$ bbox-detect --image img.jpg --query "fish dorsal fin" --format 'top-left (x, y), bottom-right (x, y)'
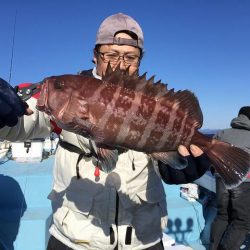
top-left (102, 65), bottom-right (203, 127)
top-left (102, 63), bottom-right (125, 86)
top-left (102, 65), bottom-right (168, 98)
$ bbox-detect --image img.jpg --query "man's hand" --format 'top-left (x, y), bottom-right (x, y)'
top-left (159, 144), bottom-right (211, 184)
top-left (178, 144), bottom-right (204, 157)
top-left (178, 144), bottom-right (211, 174)
top-left (0, 78), bottom-right (32, 128)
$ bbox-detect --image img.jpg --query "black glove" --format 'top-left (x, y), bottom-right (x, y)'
top-left (0, 78), bottom-right (27, 128)
top-left (158, 153), bottom-right (212, 184)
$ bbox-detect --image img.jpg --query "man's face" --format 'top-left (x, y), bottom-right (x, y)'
top-left (93, 32), bottom-right (141, 76)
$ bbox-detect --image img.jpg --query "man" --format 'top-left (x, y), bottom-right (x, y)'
top-left (210, 106), bottom-right (250, 250)
top-left (0, 13), bottom-right (209, 250)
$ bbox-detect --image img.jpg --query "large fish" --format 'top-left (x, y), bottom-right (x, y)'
top-left (36, 65), bottom-right (250, 188)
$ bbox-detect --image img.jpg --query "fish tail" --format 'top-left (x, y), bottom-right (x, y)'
top-left (206, 140), bottom-right (250, 188)
top-left (192, 132), bottom-right (250, 189)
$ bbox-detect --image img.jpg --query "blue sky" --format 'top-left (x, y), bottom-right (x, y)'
top-left (1, 0), bottom-right (249, 129)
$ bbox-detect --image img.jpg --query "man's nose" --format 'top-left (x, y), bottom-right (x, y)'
top-left (118, 59), bottom-right (127, 70)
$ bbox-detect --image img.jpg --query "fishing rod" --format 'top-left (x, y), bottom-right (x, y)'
top-left (7, 10), bottom-right (41, 101)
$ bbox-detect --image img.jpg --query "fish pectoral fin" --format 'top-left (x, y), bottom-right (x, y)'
top-left (92, 147), bottom-right (119, 173)
top-left (73, 117), bottom-right (104, 143)
top-left (150, 151), bottom-right (188, 170)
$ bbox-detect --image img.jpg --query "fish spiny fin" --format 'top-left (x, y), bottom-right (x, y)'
top-left (103, 66), bottom-right (202, 125)
top-left (102, 63), bottom-right (124, 86)
top-left (135, 72), bottom-right (148, 90)
top-left (102, 63), bottom-right (136, 90)
top-left (135, 74), bottom-right (169, 98)
top-left (102, 62), bottom-right (113, 79)
top-left (147, 75), bottom-right (155, 85)
top-left (103, 66), bottom-right (169, 98)
top-left (154, 81), bottom-right (169, 98)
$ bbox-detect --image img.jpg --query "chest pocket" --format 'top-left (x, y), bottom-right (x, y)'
top-left (48, 189), bottom-right (93, 216)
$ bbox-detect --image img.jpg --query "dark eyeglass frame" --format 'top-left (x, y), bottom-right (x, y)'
top-left (97, 51), bottom-right (140, 65)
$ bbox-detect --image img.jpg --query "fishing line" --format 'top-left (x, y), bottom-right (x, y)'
top-left (8, 10), bottom-right (17, 84)
top-left (5, 7), bottom-right (40, 249)
top-left (8, 8), bottom-right (40, 240)
top-left (5, 7), bottom-right (29, 249)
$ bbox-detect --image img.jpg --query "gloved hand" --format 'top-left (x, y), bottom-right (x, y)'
top-left (0, 78), bottom-right (28, 128)
top-left (178, 144), bottom-right (203, 157)
top-left (178, 144), bottom-right (212, 175)
top-left (159, 144), bottom-right (212, 184)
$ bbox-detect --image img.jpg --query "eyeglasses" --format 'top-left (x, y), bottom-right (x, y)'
top-left (97, 51), bottom-right (140, 65)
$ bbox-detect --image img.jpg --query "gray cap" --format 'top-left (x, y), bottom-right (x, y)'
top-left (96, 13), bottom-right (144, 49)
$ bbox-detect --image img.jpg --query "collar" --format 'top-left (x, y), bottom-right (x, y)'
top-left (92, 67), bottom-right (102, 80)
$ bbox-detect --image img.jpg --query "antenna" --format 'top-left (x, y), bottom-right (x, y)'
top-left (9, 10), bottom-right (18, 83)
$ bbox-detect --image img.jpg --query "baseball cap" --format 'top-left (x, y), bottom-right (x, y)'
top-left (96, 13), bottom-right (144, 49)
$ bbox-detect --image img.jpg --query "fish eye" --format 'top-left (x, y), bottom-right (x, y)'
top-left (54, 80), bottom-right (64, 89)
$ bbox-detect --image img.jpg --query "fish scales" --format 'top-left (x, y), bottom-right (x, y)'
top-left (136, 98), bottom-right (162, 150)
top-left (113, 85), bottom-right (144, 146)
top-left (156, 102), bottom-right (180, 150)
top-left (123, 93), bottom-right (157, 150)
top-left (105, 86), bottom-right (135, 144)
top-left (138, 98), bottom-right (180, 150)
top-left (95, 83), bottom-right (119, 129)
top-left (91, 84), bottom-right (115, 127)
top-left (101, 80), bottom-right (194, 152)
top-left (148, 101), bottom-right (183, 151)
top-left (36, 66), bottom-right (250, 189)
top-left (101, 85), bottom-right (132, 143)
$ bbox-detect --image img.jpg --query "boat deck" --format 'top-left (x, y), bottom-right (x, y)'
top-left (0, 157), bottom-right (249, 250)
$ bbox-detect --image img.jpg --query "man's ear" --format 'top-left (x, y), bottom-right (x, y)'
top-left (93, 55), bottom-right (97, 64)
top-left (92, 50), bottom-right (98, 64)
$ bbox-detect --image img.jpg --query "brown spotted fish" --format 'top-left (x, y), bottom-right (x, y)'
top-left (36, 65), bottom-right (250, 188)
